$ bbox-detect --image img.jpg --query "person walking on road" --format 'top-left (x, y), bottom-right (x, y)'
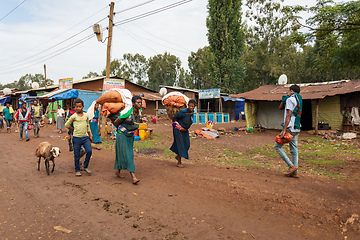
top-left (113, 95), bottom-right (141, 184)
top-left (65, 98), bottom-right (93, 177)
top-left (170, 99), bottom-right (196, 168)
top-left (30, 100), bottom-right (42, 137)
top-left (15, 102), bottom-right (32, 141)
top-left (3, 102), bottom-right (13, 134)
top-left (89, 103), bottom-right (102, 150)
top-left (275, 85), bottom-right (302, 178)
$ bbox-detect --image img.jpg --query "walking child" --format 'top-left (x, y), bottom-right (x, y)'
top-left (65, 98), bottom-right (93, 176)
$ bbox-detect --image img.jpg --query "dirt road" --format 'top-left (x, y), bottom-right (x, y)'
top-left (0, 122), bottom-right (359, 239)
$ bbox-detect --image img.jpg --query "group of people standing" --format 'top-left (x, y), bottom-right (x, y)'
top-left (0, 100), bottom-right (42, 141)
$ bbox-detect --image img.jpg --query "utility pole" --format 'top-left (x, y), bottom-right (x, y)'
top-left (102, 2), bottom-right (115, 137)
top-left (44, 64), bottom-right (47, 88)
top-left (105, 2), bottom-right (115, 78)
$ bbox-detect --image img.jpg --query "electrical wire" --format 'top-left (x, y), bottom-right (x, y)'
top-left (0, 0), bottom-right (158, 70)
top-left (0, 0), bottom-right (28, 22)
top-left (113, 0), bottom-right (192, 26)
top-left (0, 33), bottom-right (96, 75)
top-left (0, 4), bottom-right (109, 65)
top-left (114, 0), bottom-right (155, 15)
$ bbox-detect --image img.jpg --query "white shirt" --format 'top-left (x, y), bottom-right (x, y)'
top-left (57, 108), bottom-right (65, 117)
top-left (284, 95), bottom-right (300, 132)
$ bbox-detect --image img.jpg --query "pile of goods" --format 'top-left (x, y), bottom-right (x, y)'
top-left (162, 92), bottom-right (189, 119)
top-left (96, 90), bottom-right (126, 117)
top-left (89, 89), bottom-right (133, 125)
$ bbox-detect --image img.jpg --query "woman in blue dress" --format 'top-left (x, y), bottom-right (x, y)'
top-left (89, 103), bottom-right (102, 150)
top-left (170, 99), bottom-right (196, 167)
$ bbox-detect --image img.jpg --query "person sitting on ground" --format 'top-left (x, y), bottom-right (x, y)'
top-left (170, 99), bottom-right (196, 168)
top-left (65, 98), bottom-right (93, 177)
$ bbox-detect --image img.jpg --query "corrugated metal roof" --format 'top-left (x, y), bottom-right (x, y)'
top-left (231, 80), bottom-right (360, 101)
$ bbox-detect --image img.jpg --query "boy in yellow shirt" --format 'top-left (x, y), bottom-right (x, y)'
top-left (65, 98), bottom-right (93, 176)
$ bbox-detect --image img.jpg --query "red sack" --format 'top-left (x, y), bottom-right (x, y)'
top-left (96, 90), bottom-right (123, 105)
top-left (163, 95), bottom-right (187, 108)
top-left (275, 132), bottom-right (293, 144)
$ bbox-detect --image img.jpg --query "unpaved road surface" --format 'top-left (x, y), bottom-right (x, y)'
top-left (0, 122), bottom-right (359, 239)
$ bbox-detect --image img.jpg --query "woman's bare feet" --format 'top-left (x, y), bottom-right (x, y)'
top-left (115, 170), bottom-right (125, 178)
top-left (175, 156), bottom-right (183, 167)
top-left (130, 172), bottom-right (140, 184)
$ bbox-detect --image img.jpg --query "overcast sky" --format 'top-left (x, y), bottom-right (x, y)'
top-left (0, 0), bottom-right (317, 86)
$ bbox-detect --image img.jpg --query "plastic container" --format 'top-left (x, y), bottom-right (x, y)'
top-left (134, 136), bottom-right (141, 141)
top-left (138, 123), bottom-right (148, 130)
top-left (139, 129), bottom-right (148, 140)
top-left (206, 121), bottom-right (213, 129)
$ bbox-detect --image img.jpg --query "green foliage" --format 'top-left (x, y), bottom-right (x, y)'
top-left (187, 46), bottom-right (213, 89)
top-left (82, 71), bottom-right (100, 79)
top-left (0, 73), bottom-right (53, 90)
top-left (206, 0), bottom-right (246, 93)
top-left (146, 52), bottom-right (182, 91)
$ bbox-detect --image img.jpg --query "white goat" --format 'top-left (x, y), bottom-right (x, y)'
top-left (35, 142), bottom-right (60, 175)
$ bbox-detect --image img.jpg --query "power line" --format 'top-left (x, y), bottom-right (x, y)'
top-left (0, 33), bottom-right (96, 75)
top-left (0, 4), bottom-right (109, 65)
top-left (0, 0), bottom-right (28, 22)
top-left (113, 0), bottom-right (193, 26)
top-left (0, 0), bottom-right (159, 71)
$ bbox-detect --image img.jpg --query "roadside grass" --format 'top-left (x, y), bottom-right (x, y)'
top-left (101, 133), bottom-right (359, 180)
top-left (211, 136), bottom-right (358, 180)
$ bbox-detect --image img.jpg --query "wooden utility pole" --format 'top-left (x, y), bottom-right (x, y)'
top-left (101, 2), bottom-right (115, 137)
top-left (315, 99), bottom-right (319, 135)
top-left (44, 64), bottom-right (47, 88)
top-left (105, 2), bottom-right (115, 78)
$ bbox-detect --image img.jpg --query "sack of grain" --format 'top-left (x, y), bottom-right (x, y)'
top-left (100, 102), bottom-right (126, 117)
top-left (96, 90), bottom-right (122, 105)
top-left (162, 92), bottom-right (189, 119)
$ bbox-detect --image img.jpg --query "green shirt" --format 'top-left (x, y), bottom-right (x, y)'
top-left (3, 107), bottom-right (12, 120)
top-left (65, 112), bottom-right (90, 138)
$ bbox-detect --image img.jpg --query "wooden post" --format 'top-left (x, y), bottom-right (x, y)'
top-left (105, 2), bottom-right (114, 79)
top-left (101, 2), bottom-right (115, 138)
top-left (44, 64), bottom-right (47, 88)
top-left (207, 102), bottom-right (210, 113)
top-left (155, 100), bottom-right (158, 117)
top-left (315, 99), bottom-right (319, 135)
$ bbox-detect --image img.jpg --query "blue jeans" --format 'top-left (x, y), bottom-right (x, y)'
top-left (274, 132), bottom-right (299, 174)
top-left (33, 118), bottom-right (41, 135)
top-left (5, 119), bottom-right (12, 129)
top-left (72, 136), bottom-right (92, 172)
top-left (19, 121), bottom-right (29, 139)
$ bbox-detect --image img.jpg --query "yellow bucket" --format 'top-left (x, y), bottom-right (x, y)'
top-left (139, 129), bottom-right (148, 140)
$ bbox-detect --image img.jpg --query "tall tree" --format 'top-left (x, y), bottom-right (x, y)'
top-left (206, 0), bottom-right (246, 93)
top-left (147, 52), bottom-right (182, 91)
top-left (82, 71), bottom-right (100, 79)
top-left (244, 0), bottom-right (302, 86)
top-left (302, 0), bottom-right (360, 80)
top-left (188, 46), bottom-right (213, 89)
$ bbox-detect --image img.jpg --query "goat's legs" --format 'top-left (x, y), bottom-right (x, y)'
top-left (51, 160), bottom-right (55, 173)
top-left (45, 160), bottom-right (50, 175)
top-left (38, 157), bottom-right (41, 171)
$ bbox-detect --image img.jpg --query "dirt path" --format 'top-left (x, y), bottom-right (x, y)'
top-left (0, 123), bottom-right (359, 239)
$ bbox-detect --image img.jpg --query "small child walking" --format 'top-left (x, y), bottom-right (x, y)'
top-left (65, 98), bottom-right (93, 176)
